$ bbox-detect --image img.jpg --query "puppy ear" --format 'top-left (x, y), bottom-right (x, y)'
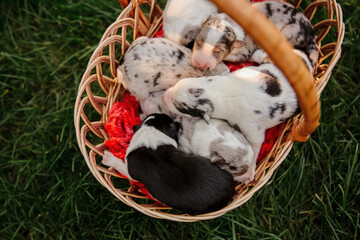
top-left (184, 28), bottom-right (199, 45)
top-left (210, 152), bottom-right (226, 165)
top-left (132, 125), bottom-right (141, 133)
top-left (232, 40), bottom-right (246, 49)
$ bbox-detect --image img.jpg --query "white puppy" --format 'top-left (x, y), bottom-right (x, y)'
top-left (163, 0), bottom-right (218, 46)
top-left (163, 50), bottom-right (313, 182)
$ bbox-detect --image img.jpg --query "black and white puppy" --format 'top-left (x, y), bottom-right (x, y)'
top-left (191, 1), bottom-right (318, 70)
top-left (102, 114), bottom-right (235, 215)
top-left (162, 49), bottom-right (313, 183)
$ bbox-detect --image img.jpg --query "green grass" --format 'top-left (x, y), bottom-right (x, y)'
top-left (1, 0), bottom-right (359, 239)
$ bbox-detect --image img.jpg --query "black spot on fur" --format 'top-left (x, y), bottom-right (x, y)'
top-left (178, 106), bottom-right (205, 119)
top-left (172, 64), bottom-right (176, 67)
top-left (197, 99), bottom-right (214, 112)
top-left (217, 27), bottom-right (235, 52)
top-left (124, 66), bottom-right (128, 74)
top-left (134, 74), bottom-right (138, 78)
top-left (254, 110), bottom-right (261, 114)
top-left (176, 49), bottom-right (185, 63)
top-left (134, 53), bottom-right (140, 60)
top-left (153, 72), bottom-right (161, 87)
top-left (264, 76), bottom-right (281, 97)
top-left (207, 78), bottom-right (213, 82)
top-left (144, 80), bottom-right (149, 84)
top-left (140, 41), bottom-right (147, 46)
top-left (269, 103), bottom-right (286, 119)
top-left (283, 3), bottom-right (291, 14)
top-left (233, 124), bottom-right (242, 133)
top-left (287, 7), bottom-right (300, 25)
top-left (176, 74), bottom-right (182, 78)
top-left (265, 3), bottom-right (273, 17)
top-left (175, 101), bottom-right (205, 118)
top-left (160, 40), bottom-right (167, 45)
top-left (188, 88), bottom-right (204, 97)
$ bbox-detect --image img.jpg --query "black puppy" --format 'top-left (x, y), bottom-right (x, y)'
top-left (102, 114), bottom-right (235, 215)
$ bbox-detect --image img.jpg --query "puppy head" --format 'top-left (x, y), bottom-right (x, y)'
top-left (162, 78), bottom-right (214, 123)
top-left (191, 14), bottom-right (246, 70)
top-left (134, 114), bottom-right (180, 142)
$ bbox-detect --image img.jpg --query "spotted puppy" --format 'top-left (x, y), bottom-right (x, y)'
top-left (163, 0), bottom-right (218, 47)
top-left (117, 37), bottom-right (229, 119)
top-left (191, 1), bottom-right (318, 70)
top-left (163, 50), bottom-right (313, 183)
top-left (102, 114), bottom-right (235, 215)
top-left (178, 116), bottom-right (254, 183)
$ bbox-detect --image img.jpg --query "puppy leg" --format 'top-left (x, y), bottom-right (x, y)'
top-left (235, 127), bottom-right (265, 184)
top-left (250, 49), bottom-right (273, 64)
top-left (102, 151), bottom-right (132, 179)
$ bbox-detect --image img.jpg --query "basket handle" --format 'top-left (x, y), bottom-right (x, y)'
top-left (209, 0), bottom-right (320, 142)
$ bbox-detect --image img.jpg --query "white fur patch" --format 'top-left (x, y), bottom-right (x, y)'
top-left (126, 125), bottom-right (178, 155)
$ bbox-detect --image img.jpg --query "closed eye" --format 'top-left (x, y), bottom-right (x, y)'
top-left (195, 38), bottom-right (204, 48)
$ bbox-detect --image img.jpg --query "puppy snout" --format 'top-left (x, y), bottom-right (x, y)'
top-left (193, 59), bottom-right (208, 70)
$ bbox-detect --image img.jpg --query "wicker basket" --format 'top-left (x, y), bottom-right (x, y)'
top-left (74, 0), bottom-right (344, 222)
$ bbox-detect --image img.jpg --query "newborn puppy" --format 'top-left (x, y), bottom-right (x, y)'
top-left (163, 0), bottom-right (218, 46)
top-left (178, 116), bottom-right (254, 183)
top-left (117, 37), bottom-right (229, 119)
top-left (102, 114), bottom-right (235, 215)
top-left (192, 1), bottom-right (318, 70)
top-left (163, 50), bottom-right (313, 182)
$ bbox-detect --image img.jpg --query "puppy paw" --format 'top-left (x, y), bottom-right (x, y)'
top-left (102, 151), bottom-right (116, 167)
top-left (234, 164), bottom-right (255, 184)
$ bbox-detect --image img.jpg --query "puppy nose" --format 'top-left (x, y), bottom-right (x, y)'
top-left (193, 59), bottom-right (208, 70)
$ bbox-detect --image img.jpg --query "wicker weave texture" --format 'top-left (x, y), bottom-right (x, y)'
top-left (74, 0), bottom-right (344, 222)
